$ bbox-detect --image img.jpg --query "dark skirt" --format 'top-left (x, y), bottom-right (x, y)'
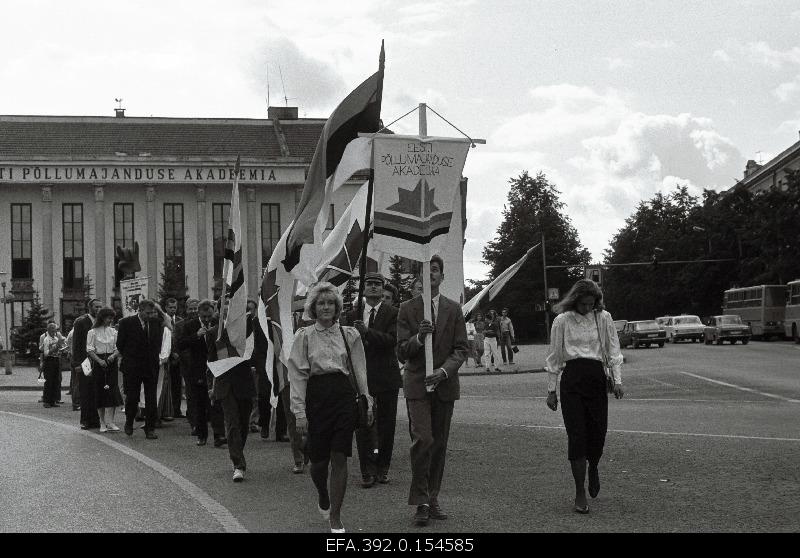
top-left (305, 372), bottom-right (358, 463)
top-left (559, 358), bottom-right (608, 462)
top-left (93, 354), bottom-right (123, 409)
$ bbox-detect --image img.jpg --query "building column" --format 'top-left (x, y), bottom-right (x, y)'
top-left (246, 187), bottom-right (258, 300)
top-left (196, 186), bottom-right (208, 300)
top-left (41, 186), bottom-right (54, 313)
top-left (146, 186), bottom-right (157, 298)
top-left (94, 186), bottom-right (107, 304)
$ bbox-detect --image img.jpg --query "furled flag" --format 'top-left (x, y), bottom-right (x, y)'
top-left (371, 135), bottom-right (470, 262)
top-left (208, 157), bottom-right (253, 377)
top-left (461, 242), bottom-right (541, 318)
top-left (281, 45), bottom-right (384, 283)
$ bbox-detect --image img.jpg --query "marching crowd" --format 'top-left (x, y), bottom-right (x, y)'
top-left (33, 256), bottom-right (624, 532)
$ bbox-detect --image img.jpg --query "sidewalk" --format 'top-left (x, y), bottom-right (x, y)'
top-left (0, 344), bottom-right (551, 391)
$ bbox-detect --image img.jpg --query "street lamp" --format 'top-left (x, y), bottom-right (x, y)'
top-left (0, 271), bottom-right (12, 374)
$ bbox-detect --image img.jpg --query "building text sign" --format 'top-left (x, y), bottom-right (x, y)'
top-left (0, 164), bottom-right (305, 184)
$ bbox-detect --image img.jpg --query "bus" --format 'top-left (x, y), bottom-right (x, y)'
top-left (722, 285), bottom-right (787, 339)
top-left (785, 280), bottom-right (800, 343)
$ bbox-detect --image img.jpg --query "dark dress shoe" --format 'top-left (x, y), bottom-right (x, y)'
top-left (161, 417), bottom-right (174, 422)
top-left (414, 505), bottom-right (430, 526)
top-left (361, 475), bottom-right (376, 488)
top-left (249, 424), bottom-right (260, 433)
top-left (190, 427), bottom-right (198, 436)
top-left (43, 403), bottom-right (53, 408)
top-left (429, 503), bottom-right (448, 520)
top-left (588, 466), bottom-right (600, 498)
top-left (214, 437), bottom-right (228, 447)
top-left (72, 405), bottom-right (80, 411)
top-left (377, 472), bottom-right (389, 484)
top-left (145, 431), bottom-right (158, 440)
top-left (134, 416), bottom-right (145, 422)
top-left (196, 438), bottom-right (207, 446)
top-left (260, 430), bottom-right (270, 439)
top-left (275, 434), bottom-right (289, 442)
top-left (80, 425), bottom-right (89, 430)
top-left (124, 423), bottom-right (134, 436)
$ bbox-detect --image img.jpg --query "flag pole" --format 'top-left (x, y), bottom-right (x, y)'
top-left (355, 41), bottom-right (385, 318)
top-left (542, 233), bottom-right (549, 345)
top-left (217, 155), bottom-right (240, 342)
top-left (419, 103), bottom-right (435, 390)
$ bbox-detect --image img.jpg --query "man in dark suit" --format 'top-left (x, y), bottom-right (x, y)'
top-left (396, 255), bottom-right (468, 526)
top-left (177, 298), bottom-right (200, 433)
top-left (175, 299), bottom-right (225, 446)
top-left (207, 306), bottom-right (257, 482)
top-left (249, 307), bottom-right (272, 441)
top-left (116, 298), bottom-right (163, 439)
top-left (71, 298), bottom-right (103, 428)
top-left (350, 272), bottom-right (402, 488)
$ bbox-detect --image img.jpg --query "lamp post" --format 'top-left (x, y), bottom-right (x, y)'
top-left (0, 271), bottom-right (12, 374)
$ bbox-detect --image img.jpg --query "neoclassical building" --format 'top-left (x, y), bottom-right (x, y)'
top-left (0, 106), bottom-right (363, 331)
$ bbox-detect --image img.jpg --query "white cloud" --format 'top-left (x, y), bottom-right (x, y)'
top-left (712, 49), bottom-right (732, 63)
top-left (777, 114), bottom-right (800, 135)
top-left (792, 10), bottom-right (800, 20)
top-left (605, 57), bottom-right (631, 70)
top-left (774, 75), bottom-right (800, 102)
top-left (746, 41), bottom-right (800, 69)
top-left (634, 40), bottom-right (676, 49)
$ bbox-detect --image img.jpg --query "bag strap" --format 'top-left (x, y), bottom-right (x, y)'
top-left (338, 325), bottom-right (361, 396)
top-left (593, 310), bottom-right (610, 367)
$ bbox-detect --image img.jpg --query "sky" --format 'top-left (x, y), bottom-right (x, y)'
top-left (2, 0), bottom-right (799, 282)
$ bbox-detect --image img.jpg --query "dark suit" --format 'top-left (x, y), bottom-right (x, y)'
top-left (175, 316), bottom-right (224, 441)
top-left (208, 322), bottom-right (257, 471)
top-left (250, 315), bottom-right (272, 436)
top-left (397, 294), bottom-right (468, 506)
top-left (70, 314), bottom-right (98, 427)
top-left (116, 315), bottom-right (164, 433)
top-left (348, 302), bottom-right (402, 478)
top-left (167, 315), bottom-right (184, 416)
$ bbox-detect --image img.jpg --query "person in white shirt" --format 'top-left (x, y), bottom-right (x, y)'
top-left (86, 308), bottom-right (123, 431)
top-left (39, 322), bottom-right (66, 408)
top-left (545, 279), bottom-right (624, 514)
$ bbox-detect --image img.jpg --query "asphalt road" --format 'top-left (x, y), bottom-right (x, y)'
top-left (1, 340), bottom-right (798, 533)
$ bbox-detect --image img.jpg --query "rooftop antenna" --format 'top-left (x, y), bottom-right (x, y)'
top-left (756, 151), bottom-right (764, 164)
top-left (277, 63), bottom-right (296, 106)
top-left (115, 98), bottom-right (123, 109)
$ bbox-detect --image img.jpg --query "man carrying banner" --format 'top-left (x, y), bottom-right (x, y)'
top-left (396, 255), bottom-right (468, 526)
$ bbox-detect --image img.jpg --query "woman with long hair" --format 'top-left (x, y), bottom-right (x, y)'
top-left (86, 307), bottom-right (123, 432)
top-left (288, 282), bottom-right (373, 534)
top-left (545, 279), bottom-right (624, 514)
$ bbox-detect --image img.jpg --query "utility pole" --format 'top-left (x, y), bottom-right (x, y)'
top-left (542, 233), bottom-right (549, 344)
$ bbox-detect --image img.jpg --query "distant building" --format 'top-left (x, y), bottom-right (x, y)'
top-left (0, 106), bottom-right (362, 331)
top-left (730, 131), bottom-right (800, 194)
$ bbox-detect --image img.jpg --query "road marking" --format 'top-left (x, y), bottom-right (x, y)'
top-left (0, 411), bottom-right (248, 533)
top-left (675, 371), bottom-right (800, 403)
top-left (462, 395), bottom-right (772, 403)
top-left (506, 423), bottom-right (800, 443)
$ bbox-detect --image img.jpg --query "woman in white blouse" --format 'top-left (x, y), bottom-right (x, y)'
top-left (86, 307), bottom-right (123, 432)
top-left (289, 282), bottom-right (373, 534)
top-left (545, 279), bottom-right (624, 514)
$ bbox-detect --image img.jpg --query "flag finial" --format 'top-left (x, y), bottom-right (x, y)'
top-left (379, 40), bottom-right (385, 71)
top-left (234, 154), bottom-right (241, 174)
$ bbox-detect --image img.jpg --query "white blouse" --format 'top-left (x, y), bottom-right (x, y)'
top-left (545, 310), bottom-right (623, 392)
top-left (86, 326), bottom-right (118, 355)
top-left (159, 326), bottom-right (172, 361)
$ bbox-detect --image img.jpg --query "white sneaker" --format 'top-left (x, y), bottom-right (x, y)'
top-left (99, 425), bottom-right (108, 433)
top-left (233, 469), bottom-right (245, 482)
top-left (108, 423), bottom-right (120, 432)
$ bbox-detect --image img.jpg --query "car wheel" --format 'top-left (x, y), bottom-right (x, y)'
top-left (658, 341), bottom-right (664, 348)
top-left (633, 342), bottom-right (639, 349)
top-left (730, 339), bottom-right (737, 345)
top-left (741, 338), bottom-right (749, 345)
top-left (715, 337), bottom-right (723, 345)
top-left (704, 336), bottom-right (712, 345)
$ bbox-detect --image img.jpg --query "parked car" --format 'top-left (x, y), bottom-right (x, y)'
top-left (619, 320), bottom-right (667, 348)
top-left (665, 315), bottom-right (705, 343)
top-left (704, 315), bottom-right (752, 345)
top-left (655, 316), bottom-right (670, 328)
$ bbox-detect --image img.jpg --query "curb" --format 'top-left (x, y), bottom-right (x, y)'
top-left (0, 386), bottom-right (70, 392)
top-left (460, 367), bottom-right (545, 377)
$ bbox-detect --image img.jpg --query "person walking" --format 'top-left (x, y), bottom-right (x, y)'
top-left (71, 299), bottom-right (103, 428)
top-left (482, 309), bottom-right (502, 372)
top-left (177, 298), bottom-right (200, 434)
top-left (472, 312), bottom-right (485, 368)
top-left (499, 308), bottom-right (516, 365)
top-left (164, 298), bottom-right (185, 419)
top-left (86, 307), bottom-right (123, 432)
top-left (39, 322), bottom-right (66, 408)
top-left (349, 273), bottom-right (402, 488)
top-left (545, 279), bottom-right (624, 514)
top-left (289, 282), bottom-right (373, 533)
top-left (397, 255), bottom-right (469, 527)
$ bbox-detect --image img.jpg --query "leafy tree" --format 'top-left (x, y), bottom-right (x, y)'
top-left (482, 171), bottom-right (591, 341)
top-left (11, 291), bottom-right (48, 358)
top-left (464, 278), bottom-right (490, 302)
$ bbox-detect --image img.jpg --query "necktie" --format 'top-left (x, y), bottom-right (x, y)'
top-left (430, 301), bottom-right (437, 329)
top-left (368, 308), bottom-right (376, 329)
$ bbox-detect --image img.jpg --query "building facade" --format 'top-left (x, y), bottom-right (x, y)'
top-left (732, 131), bottom-right (800, 194)
top-left (0, 107), bottom-right (362, 332)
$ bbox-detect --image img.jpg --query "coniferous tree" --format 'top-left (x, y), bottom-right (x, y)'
top-left (11, 291), bottom-right (48, 358)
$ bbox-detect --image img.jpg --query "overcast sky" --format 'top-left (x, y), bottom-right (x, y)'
top-left (2, 0), bottom-right (799, 281)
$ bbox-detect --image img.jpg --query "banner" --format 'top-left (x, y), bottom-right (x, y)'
top-left (120, 277), bottom-right (149, 317)
top-left (371, 136), bottom-right (470, 262)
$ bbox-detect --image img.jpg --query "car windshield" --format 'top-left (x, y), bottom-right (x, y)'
top-left (614, 321), bottom-right (626, 331)
top-left (634, 321), bottom-right (659, 331)
top-left (674, 316), bottom-right (701, 325)
top-left (718, 315), bottom-right (743, 325)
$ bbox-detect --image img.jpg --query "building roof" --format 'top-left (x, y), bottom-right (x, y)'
top-left (0, 115), bottom-right (326, 161)
top-left (733, 135), bottom-right (800, 192)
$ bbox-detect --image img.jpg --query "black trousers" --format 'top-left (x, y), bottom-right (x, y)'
top-left (275, 390), bottom-right (288, 437)
top-left (79, 367), bottom-right (99, 427)
top-left (190, 381), bottom-right (224, 440)
top-left (406, 395), bottom-right (454, 506)
top-left (169, 360), bottom-right (183, 416)
top-left (219, 395), bottom-right (252, 470)
top-left (356, 389), bottom-right (399, 476)
top-left (124, 372), bottom-right (158, 432)
top-left (559, 358), bottom-right (608, 463)
top-left (42, 358), bottom-right (61, 405)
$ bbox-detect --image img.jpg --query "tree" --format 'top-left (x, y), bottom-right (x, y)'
top-left (11, 291), bottom-right (48, 359)
top-left (158, 258), bottom-right (187, 313)
top-left (464, 278), bottom-right (490, 303)
top-left (482, 171), bottom-right (591, 341)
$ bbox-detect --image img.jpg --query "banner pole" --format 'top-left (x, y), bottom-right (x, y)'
top-left (419, 103), bottom-right (434, 390)
top-left (542, 233), bottom-right (550, 345)
top-left (356, 147), bottom-right (375, 318)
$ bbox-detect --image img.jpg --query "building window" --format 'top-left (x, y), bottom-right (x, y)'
top-left (11, 300), bottom-right (31, 328)
top-left (326, 204), bottom-right (335, 230)
top-left (212, 203), bottom-right (230, 279)
top-left (62, 204), bottom-right (84, 290)
top-left (261, 203), bottom-right (281, 267)
top-left (11, 204), bottom-right (32, 279)
top-left (164, 203), bottom-right (185, 288)
top-left (113, 203), bottom-right (134, 288)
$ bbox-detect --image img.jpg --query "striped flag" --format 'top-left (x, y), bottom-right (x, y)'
top-left (208, 156), bottom-right (254, 377)
top-left (281, 45), bottom-right (384, 282)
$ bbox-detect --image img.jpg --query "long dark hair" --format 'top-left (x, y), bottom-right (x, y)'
top-left (94, 307), bottom-right (116, 328)
top-left (553, 279), bottom-right (604, 314)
